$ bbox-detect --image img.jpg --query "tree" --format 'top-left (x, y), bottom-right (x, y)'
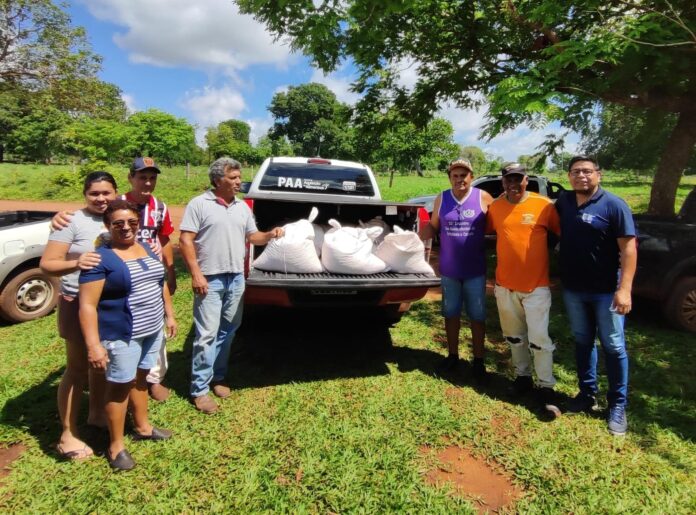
top-left (268, 83), bottom-right (353, 158)
top-left (205, 119), bottom-right (259, 163)
top-left (517, 153), bottom-right (548, 174)
top-left (255, 135), bottom-right (295, 159)
top-left (0, 0), bottom-right (101, 88)
top-left (60, 117), bottom-right (132, 162)
top-left (5, 102), bottom-right (68, 162)
top-left (582, 104), bottom-right (696, 172)
top-left (125, 109), bottom-right (198, 165)
top-left (358, 111), bottom-right (458, 174)
top-left (239, 0), bottom-right (696, 215)
top-left (219, 119), bottom-right (251, 144)
top-left (550, 151), bottom-right (575, 172)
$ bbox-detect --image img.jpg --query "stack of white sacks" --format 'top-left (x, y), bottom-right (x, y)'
top-left (252, 209), bottom-right (434, 275)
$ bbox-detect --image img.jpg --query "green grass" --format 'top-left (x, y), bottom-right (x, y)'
top-left (2, 163), bottom-right (694, 212)
top-left (1, 164), bottom-right (695, 511)
top-left (1, 264), bottom-right (695, 512)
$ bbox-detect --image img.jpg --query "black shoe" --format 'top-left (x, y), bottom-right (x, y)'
top-left (538, 387), bottom-right (562, 419)
top-left (107, 449), bottom-right (135, 471)
top-left (132, 426), bottom-right (173, 441)
top-left (565, 393), bottom-right (599, 415)
top-left (436, 354), bottom-right (461, 376)
top-left (512, 375), bottom-right (534, 395)
top-left (472, 358), bottom-right (489, 384)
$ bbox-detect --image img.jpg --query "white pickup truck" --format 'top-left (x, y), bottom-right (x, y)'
top-left (0, 211), bottom-right (59, 322)
top-left (242, 156), bottom-right (439, 323)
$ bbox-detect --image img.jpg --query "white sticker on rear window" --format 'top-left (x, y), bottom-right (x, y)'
top-left (342, 181), bottom-right (356, 191)
top-left (303, 179), bottom-right (329, 191)
top-left (385, 205), bottom-right (397, 215)
top-left (277, 177), bottom-right (303, 188)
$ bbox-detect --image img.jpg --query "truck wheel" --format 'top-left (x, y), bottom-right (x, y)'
top-left (0, 268), bottom-right (60, 323)
top-left (664, 277), bottom-right (696, 333)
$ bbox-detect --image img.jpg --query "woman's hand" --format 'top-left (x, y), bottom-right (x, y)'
top-left (165, 316), bottom-right (178, 339)
top-left (77, 252), bottom-right (101, 270)
top-left (87, 344), bottom-right (108, 370)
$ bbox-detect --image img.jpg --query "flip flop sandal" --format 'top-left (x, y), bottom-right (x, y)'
top-left (56, 444), bottom-right (94, 461)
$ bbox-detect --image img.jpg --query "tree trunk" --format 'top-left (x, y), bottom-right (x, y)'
top-left (0, 144), bottom-right (4, 163)
top-left (648, 110), bottom-right (696, 215)
top-left (415, 160), bottom-right (424, 177)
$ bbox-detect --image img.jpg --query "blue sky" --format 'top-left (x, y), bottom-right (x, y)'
top-left (68, 0), bottom-right (578, 161)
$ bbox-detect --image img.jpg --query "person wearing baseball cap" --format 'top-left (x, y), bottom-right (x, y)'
top-left (486, 162), bottom-right (561, 417)
top-left (130, 156), bottom-right (161, 174)
top-left (419, 158), bottom-right (494, 383)
top-left (50, 156), bottom-right (176, 402)
top-left (121, 157), bottom-right (175, 401)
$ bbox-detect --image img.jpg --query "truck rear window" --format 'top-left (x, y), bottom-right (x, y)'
top-left (258, 163), bottom-right (375, 196)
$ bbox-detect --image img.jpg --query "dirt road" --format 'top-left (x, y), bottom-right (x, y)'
top-left (0, 200), bottom-right (186, 237)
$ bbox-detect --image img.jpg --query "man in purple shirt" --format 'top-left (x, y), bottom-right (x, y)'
top-left (420, 159), bottom-right (494, 382)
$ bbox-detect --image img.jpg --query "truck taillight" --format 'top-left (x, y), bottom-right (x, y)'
top-left (307, 158), bottom-right (331, 165)
top-left (417, 207), bottom-right (432, 262)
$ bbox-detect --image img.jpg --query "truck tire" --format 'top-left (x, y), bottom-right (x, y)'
top-left (664, 277), bottom-right (696, 333)
top-left (0, 267), bottom-right (60, 323)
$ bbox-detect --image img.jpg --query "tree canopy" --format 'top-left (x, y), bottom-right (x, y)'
top-left (239, 0), bottom-right (696, 214)
top-left (0, 0), bottom-right (101, 88)
top-left (268, 82), bottom-right (353, 158)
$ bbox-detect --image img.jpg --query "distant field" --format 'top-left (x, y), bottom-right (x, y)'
top-left (0, 162), bottom-right (694, 212)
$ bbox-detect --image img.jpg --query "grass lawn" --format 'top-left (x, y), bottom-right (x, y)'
top-left (0, 163), bottom-right (695, 511)
top-left (1, 271), bottom-right (696, 512)
top-left (1, 162), bottom-right (694, 212)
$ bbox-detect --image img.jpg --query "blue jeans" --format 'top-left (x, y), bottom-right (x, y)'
top-left (190, 273), bottom-right (245, 397)
top-left (440, 274), bottom-right (487, 322)
top-left (562, 289), bottom-right (629, 408)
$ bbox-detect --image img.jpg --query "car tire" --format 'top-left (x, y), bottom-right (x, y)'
top-left (0, 267), bottom-right (60, 323)
top-left (664, 277), bottom-right (696, 333)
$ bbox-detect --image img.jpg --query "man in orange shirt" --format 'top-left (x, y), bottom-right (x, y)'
top-left (486, 163), bottom-right (561, 416)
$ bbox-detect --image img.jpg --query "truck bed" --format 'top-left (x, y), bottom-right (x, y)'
top-left (247, 269), bottom-right (439, 288)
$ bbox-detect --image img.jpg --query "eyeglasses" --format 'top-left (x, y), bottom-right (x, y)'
top-left (110, 219), bottom-right (139, 229)
top-left (569, 168), bottom-right (597, 177)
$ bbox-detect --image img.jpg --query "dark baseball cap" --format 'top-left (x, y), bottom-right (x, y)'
top-left (500, 162), bottom-right (527, 177)
top-left (130, 156), bottom-right (161, 174)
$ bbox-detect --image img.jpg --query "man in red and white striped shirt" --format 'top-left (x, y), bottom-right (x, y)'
top-left (121, 157), bottom-right (176, 401)
top-left (51, 157), bottom-right (177, 402)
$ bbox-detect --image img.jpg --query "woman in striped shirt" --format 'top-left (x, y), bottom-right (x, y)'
top-left (79, 199), bottom-right (177, 471)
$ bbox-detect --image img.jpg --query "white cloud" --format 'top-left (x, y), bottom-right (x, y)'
top-left (437, 100), bottom-right (579, 161)
top-left (392, 57), bottom-right (420, 92)
top-left (120, 93), bottom-right (137, 113)
top-left (180, 86), bottom-right (247, 143)
top-left (80, 0), bottom-right (292, 75)
top-left (309, 68), bottom-right (360, 105)
top-left (247, 116), bottom-right (274, 144)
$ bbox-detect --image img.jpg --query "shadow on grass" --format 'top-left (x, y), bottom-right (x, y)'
top-left (0, 370), bottom-right (109, 459)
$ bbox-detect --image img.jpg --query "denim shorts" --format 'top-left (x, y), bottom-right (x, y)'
top-left (102, 328), bottom-right (163, 383)
top-left (441, 274), bottom-right (487, 321)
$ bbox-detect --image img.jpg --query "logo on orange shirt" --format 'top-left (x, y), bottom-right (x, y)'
top-left (521, 213), bottom-right (535, 225)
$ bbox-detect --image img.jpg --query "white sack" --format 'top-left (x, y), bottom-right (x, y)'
top-left (375, 225), bottom-right (435, 274)
top-left (312, 223), bottom-right (325, 257)
top-left (321, 219), bottom-right (389, 274)
top-left (252, 207), bottom-right (323, 273)
top-left (359, 217), bottom-right (391, 246)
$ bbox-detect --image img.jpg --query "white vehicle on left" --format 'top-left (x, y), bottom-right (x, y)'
top-left (0, 211), bottom-right (59, 323)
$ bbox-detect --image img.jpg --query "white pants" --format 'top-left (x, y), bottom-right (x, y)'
top-left (494, 285), bottom-right (556, 388)
top-left (146, 330), bottom-right (168, 384)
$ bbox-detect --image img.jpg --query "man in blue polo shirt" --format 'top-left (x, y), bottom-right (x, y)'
top-left (555, 155), bottom-right (637, 436)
